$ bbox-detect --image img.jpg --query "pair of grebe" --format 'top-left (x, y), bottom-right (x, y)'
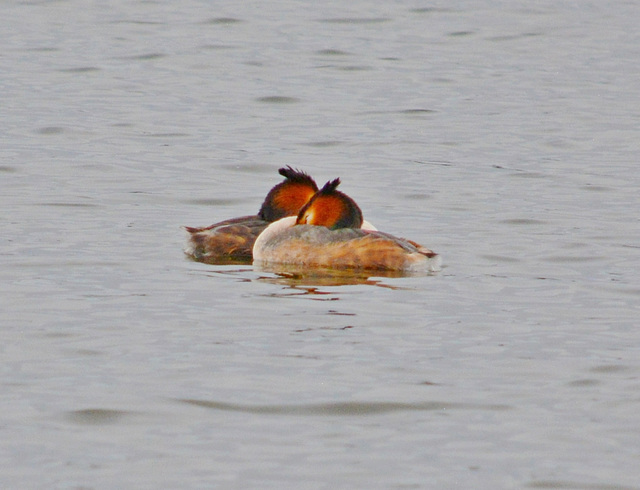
top-left (185, 167), bottom-right (439, 272)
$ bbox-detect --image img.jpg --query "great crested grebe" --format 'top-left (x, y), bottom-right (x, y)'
top-left (184, 167), bottom-right (318, 261)
top-left (253, 179), bottom-right (440, 272)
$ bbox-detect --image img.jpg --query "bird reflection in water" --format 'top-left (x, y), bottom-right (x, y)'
top-left (194, 264), bottom-right (418, 297)
top-left (255, 263), bottom-right (413, 292)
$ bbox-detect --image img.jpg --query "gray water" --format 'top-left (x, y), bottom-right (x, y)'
top-left (2, 1), bottom-right (640, 488)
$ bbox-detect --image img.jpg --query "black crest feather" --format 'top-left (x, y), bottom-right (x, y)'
top-left (317, 178), bottom-right (341, 194)
top-left (278, 166), bottom-right (317, 187)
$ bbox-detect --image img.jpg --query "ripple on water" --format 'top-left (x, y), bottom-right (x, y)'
top-left (300, 140), bottom-right (344, 147)
top-left (317, 17), bottom-right (391, 25)
top-left (58, 67), bottom-right (101, 73)
top-left (38, 202), bottom-right (98, 208)
top-left (121, 52), bottom-right (166, 61)
top-left (499, 218), bottom-right (547, 225)
top-left (65, 409), bottom-right (135, 425)
top-left (590, 365), bottom-right (628, 374)
top-left (255, 96), bottom-right (301, 104)
top-left (409, 7), bottom-right (456, 13)
top-left (36, 126), bottom-right (65, 135)
top-left (182, 198), bottom-right (246, 206)
top-left (177, 399), bottom-right (511, 415)
top-left (543, 255), bottom-right (606, 263)
top-left (525, 479), bottom-right (637, 489)
top-left (203, 17), bottom-right (243, 25)
top-left (315, 49), bottom-right (350, 56)
top-left (566, 379), bottom-right (600, 387)
top-left (480, 254), bottom-right (521, 263)
top-left (399, 108), bottom-right (437, 115)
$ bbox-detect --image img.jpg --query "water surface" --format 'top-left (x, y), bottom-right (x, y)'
top-left (2, 1), bottom-right (640, 488)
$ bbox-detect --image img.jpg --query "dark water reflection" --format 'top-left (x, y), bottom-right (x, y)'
top-left (193, 263), bottom-right (432, 293)
top-left (189, 257), bottom-right (437, 288)
top-left (255, 263), bottom-right (425, 288)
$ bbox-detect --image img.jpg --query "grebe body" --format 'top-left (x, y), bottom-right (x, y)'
top-left (184, 167), bottom-right (317, 261)
top-left (253, 180), bottom-right (439, 272)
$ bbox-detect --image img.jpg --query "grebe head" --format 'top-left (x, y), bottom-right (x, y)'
top-left (258, 166), bottom-right (318, 222)
top-left (296, 178), bottom-right (363, 229)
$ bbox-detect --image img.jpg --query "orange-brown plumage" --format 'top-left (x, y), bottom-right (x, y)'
top-left (296, 178), bottom-right (363, 229)
top-left (259, 167), bottom-right (319, 222)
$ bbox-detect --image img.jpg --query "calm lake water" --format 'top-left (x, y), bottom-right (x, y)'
top-left (2, 1), bottom-right (640, 488)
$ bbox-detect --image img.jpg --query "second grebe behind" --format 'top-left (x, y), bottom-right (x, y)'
top-left (184, 167), bottom-right (318, 261)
